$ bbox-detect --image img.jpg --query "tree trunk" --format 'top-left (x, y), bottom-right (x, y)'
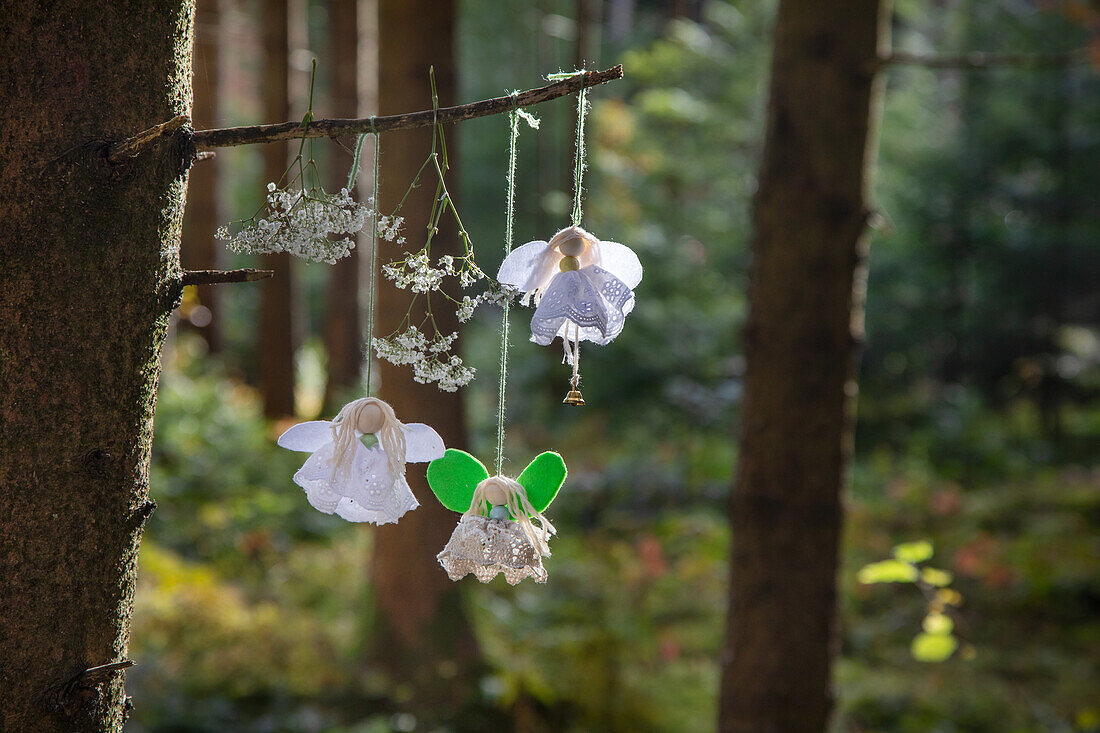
top-left (369, 0), bottom-right (482, 718)
top-left (322, 0), bottom-right (364, 413)
top-left (0, 2), bottom-right (194, 731)
top-left (718, 2), bottom-right (887, 732)
top-left (181, 0), bottom-right (223, 351)
top-left (259, 0), bottom-right (296, 419)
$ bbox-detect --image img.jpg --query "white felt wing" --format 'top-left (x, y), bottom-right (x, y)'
top-left (278, 421), bottom-right (334, 452)
top-left (597, 241), bottom-right (643, 289)
top-left (497, 240), bottom-right (557, 293)
top-left (402, 423), bottom-right (446, 462)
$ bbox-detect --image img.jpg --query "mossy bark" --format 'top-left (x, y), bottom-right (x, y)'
top-left (181, 0), bottom-right (223, 351)
top-left (718, 1), bottom-right (887, 731)
top-left (0, 2), bottom-right (194, 731)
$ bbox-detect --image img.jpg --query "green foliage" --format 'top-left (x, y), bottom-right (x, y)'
top-left (910, 632), bottom-right (959, 663)
top-left (858, 540), bottom-right (965, 663)
top-left (893, 540), bottom-right (934, 564)
top-left (858, 559), bottom-right (920, 584)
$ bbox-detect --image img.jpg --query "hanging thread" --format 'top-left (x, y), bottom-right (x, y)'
top-left (569, 80), bottom-right (590, 391)
top-left (571, 82), bottom-right (589, 227)
top-left (364, 132), bottom-right (381, 393)
top-left (495, 101), bottom-right (523, 475)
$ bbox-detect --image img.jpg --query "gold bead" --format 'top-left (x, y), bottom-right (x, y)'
top-left (562, 389), bottom-right (585, 406)
top-left (559, 255), bottom-right (580, 272)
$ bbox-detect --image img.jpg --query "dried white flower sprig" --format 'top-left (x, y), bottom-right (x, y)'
top-left (216, 185), bottom-right (379, 264)
top-left (371, 111), bottom-right (493, 391)
top-left (216, 63), bottom-right (393, 264)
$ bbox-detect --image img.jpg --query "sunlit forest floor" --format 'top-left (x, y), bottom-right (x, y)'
top-left (126, 338), bottom-right (1100, 732)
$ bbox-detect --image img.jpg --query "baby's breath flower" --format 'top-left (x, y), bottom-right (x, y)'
top-left (456, 295), bottom-right (478, 323)
top-left (219, 187), bottom-right (373, 264)
top-left (372, 327), bottom-right (475, 392)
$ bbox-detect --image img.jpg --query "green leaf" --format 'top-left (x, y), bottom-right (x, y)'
top-left (857, 559), bottom-right (919, 584)
top-left (426, 449), bottom-right (489, 513)
top-left (920, 567), bottom-right (954, 587)
top-left (911, 632), bottom-right (958, 662)
top-left (922, 612), bottom-right (954, 635)
top-left (892, 540), bottom-right (934, 564)
top-left (517, 452), bottom-right (567, 513)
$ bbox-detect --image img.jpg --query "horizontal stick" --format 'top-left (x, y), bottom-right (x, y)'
top-left (180, 269), bottom-right (273, 286)
top-left (880, 48), bottom-right (1090, 70)
top-left (190, 66), bottom-right (623, 151)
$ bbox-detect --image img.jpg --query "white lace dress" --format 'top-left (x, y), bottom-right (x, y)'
top-left (437, 515), bottom-right (548, 585)
top-left (496, 225), bottom-right (643, 347)
top-left (278, 420), bottom-right (445, 524)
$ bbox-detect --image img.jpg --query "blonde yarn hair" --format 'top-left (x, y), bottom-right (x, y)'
top-left (466, 476), bottom-right (556, 557)
top-left (328, 398), bottom-right (407, 482)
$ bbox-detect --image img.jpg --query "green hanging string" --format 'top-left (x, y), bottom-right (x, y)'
top-left (495, 104), bottom-right (523, 475)
top-left (571, 82), bottom-right (589, 226)
top-left (547, 70), bottom-right (590, 227)
top-left (364, 132), bottom-right (381, 394)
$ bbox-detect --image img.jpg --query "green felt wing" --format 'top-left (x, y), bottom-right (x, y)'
top-left (427, 449), bottom-right (490, 513)
top-left (517, 451), bottom-right (567, 513)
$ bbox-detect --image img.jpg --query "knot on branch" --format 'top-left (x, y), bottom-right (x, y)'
top-left (41, 660), bottom-right (135, 719)
top-left (105, 115), bottom-right (190, 164)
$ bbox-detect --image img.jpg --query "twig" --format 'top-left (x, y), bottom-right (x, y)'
top-left (194, 151), bottom-right (216, 163)
top-left (105, 115), bottom-right (190, 162)
top-left (190, 66), bottom-right (624, 151)
top-left (879, 48), bottom-right (1091, 70)
top-left (180, 268), bottom-right (273, 286)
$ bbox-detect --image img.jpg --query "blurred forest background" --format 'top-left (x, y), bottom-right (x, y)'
top-left (133, 0), bottom-right (1098, 731)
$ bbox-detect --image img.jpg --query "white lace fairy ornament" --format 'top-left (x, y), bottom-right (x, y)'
top-left (277, 397), bottom-right (445, 524)
top-left (428, 449), bottom-right (567, 585)
top-left (496, 225), bottom-right (642, 404)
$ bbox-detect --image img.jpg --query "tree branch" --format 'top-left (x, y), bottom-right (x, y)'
top-left (879, 48), bottom-right (1091, 70)
top-left (105, 115), bottom-right (190, 162)
top-left (180, 268), bottom-right (273, 286)
top-left (189, 66), bottom-right (623, 151)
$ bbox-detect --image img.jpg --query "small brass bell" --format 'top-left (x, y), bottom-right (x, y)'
top-left (562, 389), bottom-right (585, 406)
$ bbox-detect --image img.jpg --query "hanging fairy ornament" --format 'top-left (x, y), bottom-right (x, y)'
top-left (277, 134), bottom-right (446, 524)
top-left (278, 397), bottom-right (445, 524)
top-left (496, 74), bottom-right (642, 405)
top-left (429, 449), bottom-right (566, 584)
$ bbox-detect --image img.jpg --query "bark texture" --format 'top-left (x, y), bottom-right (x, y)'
top-left (258, 0), bottom-right (297, 418)
top-left (322, 0), bottom-right (364, 412)
top-left (0, 2), bottom-right (194, 731)
top-left (718, 1), bottom-right (887, 732)
top-left (368, 0), bottom-right (482, 719)
top-left (181, 0), bottom-right (223, 350)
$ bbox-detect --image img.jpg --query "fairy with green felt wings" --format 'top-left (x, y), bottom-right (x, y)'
top-left (427, 449), bottom-right (567, 585)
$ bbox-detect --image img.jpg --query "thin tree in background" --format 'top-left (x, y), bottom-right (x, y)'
top-left (718, 1), bottom-right (888, 731)
top-left (0, 3), bottom-right (194, 730)
top-left (181, 0), bottom-right (223, 351)
top-left (368, 0), bottom-right (482, 716)
top-left (322, 0), bottom-right (364, 412)
top-left (259, 0), bottom-right (297, 418)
